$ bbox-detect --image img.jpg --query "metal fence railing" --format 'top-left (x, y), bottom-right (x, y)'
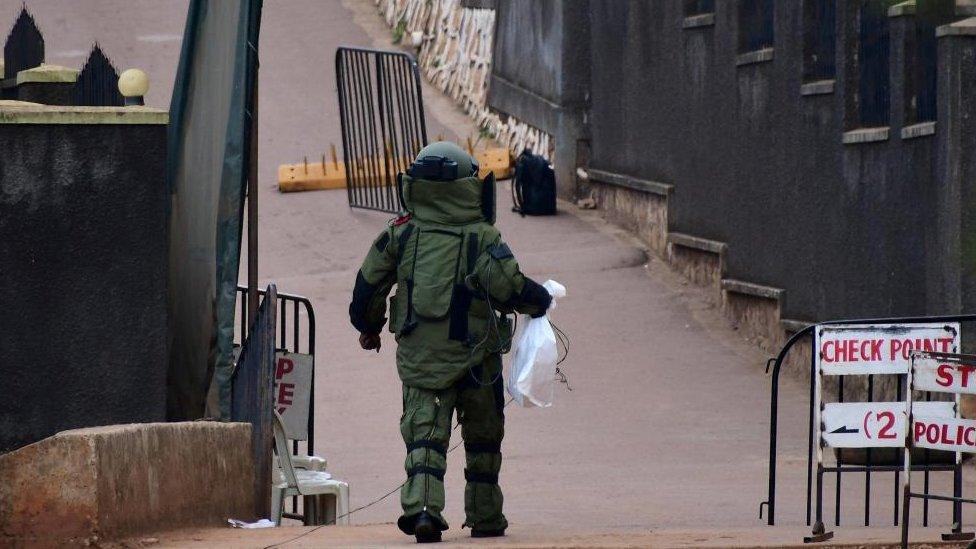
top-left (762, 313), bottom-right (976, 542)
top-left (231, 284), bottom-right (278, 519)
top-left (335, 46), bottom-right (428, 213)
top-left (236, 285), bottom-right (316, 522)
top-left (72, 44), bottom-right (123, 107)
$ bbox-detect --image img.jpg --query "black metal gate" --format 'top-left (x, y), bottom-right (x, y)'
top-left (762, 313), bottom-right (976, 542)
top-left (236, 285), bottom-right (316, 522)
top-left (335, 46), bottom-right (428, 213)
top-left (231, 283), bottom-right (277, 518)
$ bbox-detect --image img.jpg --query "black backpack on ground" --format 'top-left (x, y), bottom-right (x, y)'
top-left (511, 149), bottom-right (557, 216)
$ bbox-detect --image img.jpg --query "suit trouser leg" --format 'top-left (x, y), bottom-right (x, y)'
top-left (398, 383), bottom-right (456, 534)
top-left (458, 354), bottom-right (508, 532)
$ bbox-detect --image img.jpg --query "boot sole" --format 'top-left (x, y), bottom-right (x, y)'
top-left (415, 521), bottom-right (441, 543)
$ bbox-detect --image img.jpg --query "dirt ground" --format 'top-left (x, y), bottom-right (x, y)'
top-left (7, 0), bottom-right (976, 547)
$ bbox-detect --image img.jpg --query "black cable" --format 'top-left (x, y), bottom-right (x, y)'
top-left (466, 257), bottom-right (516, 387)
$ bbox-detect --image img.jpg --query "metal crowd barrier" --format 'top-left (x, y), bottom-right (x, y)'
top-left (762, 313), bottom-right (976, 540)
top-left (231, 284), bottom-right (278, 519)
top-left (236, 285), bottom-right (317, 521)
top-left (335, 46), bottom-right (428, 213)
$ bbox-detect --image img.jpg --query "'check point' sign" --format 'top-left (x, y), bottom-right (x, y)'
top-left (815, 323), bottom-right (960, 451)
top-left (818, 324), bottom-right (958, 376)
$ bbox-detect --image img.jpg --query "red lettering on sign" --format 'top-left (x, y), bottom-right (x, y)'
top-left (933, 363), bottom-right (976, 389)
top-left (890, 340), bottom-right (903, 361)
top-left (927, 423), bottom-right (940, 444)
top-left (870, 339), bottom-right (883, 361)
top-left (939, 337), bottom-right (954, 352)
top-left (276, 357), bottom-right (294, 380)
top-left (820, 340), bottom-right (833, 363)
top-left (961, 365), bottom-right (976, 387)
top-left (836, 340), bottom-right (848, 362)
top-left (276, 382), bottom-right (295, 414)
top-left (876, 411), bottom-right (897, 439)
top-left (937, 364), bottom-right (954, 387)
top-left (915, 422), bottom-right (926, 442)
top-left (941, 424), bottom-right (956, 445)
top-left (966, 427), bottom-right (976, 446)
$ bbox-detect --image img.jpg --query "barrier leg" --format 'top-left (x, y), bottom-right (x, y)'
top-left (941, 457), bottom-right (974, 541)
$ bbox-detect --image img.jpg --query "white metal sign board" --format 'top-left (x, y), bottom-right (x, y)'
top-left (822, 402), bottom-right (906, 448)
top-left (912, 415), bottom-right (976, 453)
top-left (816, 323), bottom-right (959, 376)
top-left (822, 401), bottom-right (954, 448)
top-left (273, 351), bottom-right (313, 440)
top-left (912, 353), bottom-right (976, 394)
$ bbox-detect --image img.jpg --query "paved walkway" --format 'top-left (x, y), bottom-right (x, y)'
top-left (10, 0), bottom-right (973, 546)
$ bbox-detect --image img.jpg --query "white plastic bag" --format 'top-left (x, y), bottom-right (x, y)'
top-left (507, 280), bottom-right (566, 408)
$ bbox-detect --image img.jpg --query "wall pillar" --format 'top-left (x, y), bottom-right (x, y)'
top-left (933, 18), bottom-right (976, 317)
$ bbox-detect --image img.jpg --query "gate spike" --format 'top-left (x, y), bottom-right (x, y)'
top-left (330, 143), bottom-right (338, 170)
top-left (303, 155), bottom-right (308, 174)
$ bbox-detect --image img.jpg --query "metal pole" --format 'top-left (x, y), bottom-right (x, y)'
top-left (247, 69), bottom-right (259, 328)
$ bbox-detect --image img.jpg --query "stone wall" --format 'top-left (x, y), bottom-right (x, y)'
top-left (374, 0), bottom-right (555, 160)
top-left (0, 422), bottom-right (254, 545)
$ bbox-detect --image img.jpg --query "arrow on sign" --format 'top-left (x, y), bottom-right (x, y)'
top-left (830, 426), bottom-right (860, 434)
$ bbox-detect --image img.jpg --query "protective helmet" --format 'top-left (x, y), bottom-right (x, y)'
top-left (398, 141), bottom-right (496, 224)
top-left (406, 141), bottom-right (479, 181)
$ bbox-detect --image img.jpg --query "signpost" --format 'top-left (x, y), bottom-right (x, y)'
top-left (902, 351), bottom-right (976, 547)
top-left (811, 323), bottom-right (959, 543)
top-left (273, 351), bottom-right (313, 440)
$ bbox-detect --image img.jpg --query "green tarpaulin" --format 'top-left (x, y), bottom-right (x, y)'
top-left (166, 0), bottom-right (262, 420)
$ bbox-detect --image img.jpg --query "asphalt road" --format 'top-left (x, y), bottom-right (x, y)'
top-left (4, 1), bottom-right (972, 546)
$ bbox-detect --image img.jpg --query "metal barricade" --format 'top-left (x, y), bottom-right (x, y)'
top-left (762, 313), bottom-right (976, 541)
top-left (335, 46), bottom-right (428, 213)
top-left (236, 285), bottom-right (316, 521)
top-left (231, 284), bottom-right (278, 518)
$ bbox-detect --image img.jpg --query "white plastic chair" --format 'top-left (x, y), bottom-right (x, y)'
top-left (272, 411), bottom-right (350, 525)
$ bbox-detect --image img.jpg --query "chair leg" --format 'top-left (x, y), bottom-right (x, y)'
top-left (271, 487), bottom-right (285, 526)
top-left (337, 483), bottom-right (350, 525)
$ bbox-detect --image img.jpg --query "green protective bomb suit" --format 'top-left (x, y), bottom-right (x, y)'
top-left (349, 142), bottom-right (552, 537)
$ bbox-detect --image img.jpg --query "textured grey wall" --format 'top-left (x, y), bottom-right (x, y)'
top-left (492, 0), bottom-right (973, 323)
top-left (586, 1), bottom-right (961, 322)
top-left (488, 0), bottom-right (589, 198)
top-left (0, 122), bottom-right (168, 452)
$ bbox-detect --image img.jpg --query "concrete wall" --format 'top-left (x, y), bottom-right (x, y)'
top-left (588, 0), bottom-right (955, 324)
top-left (0, 422), bottom-right (254, 545)
top-left (492, 1), bottom-right (976, 334)
top-left (0, 105), bottom-right (169, 453)
top-left (488, 0), bottom-right (590, 198)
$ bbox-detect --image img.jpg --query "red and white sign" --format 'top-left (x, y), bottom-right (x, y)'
top-left (273, 351), bottom-right (313, 440)
top-left (822, 401), bottom-right (954, 448)
top-left (912, 416), bottom-right (976, 452)
top-left (913, 353), bottom-right (976, 394)
top-left (816, 323), bottom-right (958, 376)
top-left (822, 402), bottom-right (906, 448)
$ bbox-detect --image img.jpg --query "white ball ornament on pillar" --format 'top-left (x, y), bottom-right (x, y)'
top-left (118, 68), bottom-right (149, 106)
